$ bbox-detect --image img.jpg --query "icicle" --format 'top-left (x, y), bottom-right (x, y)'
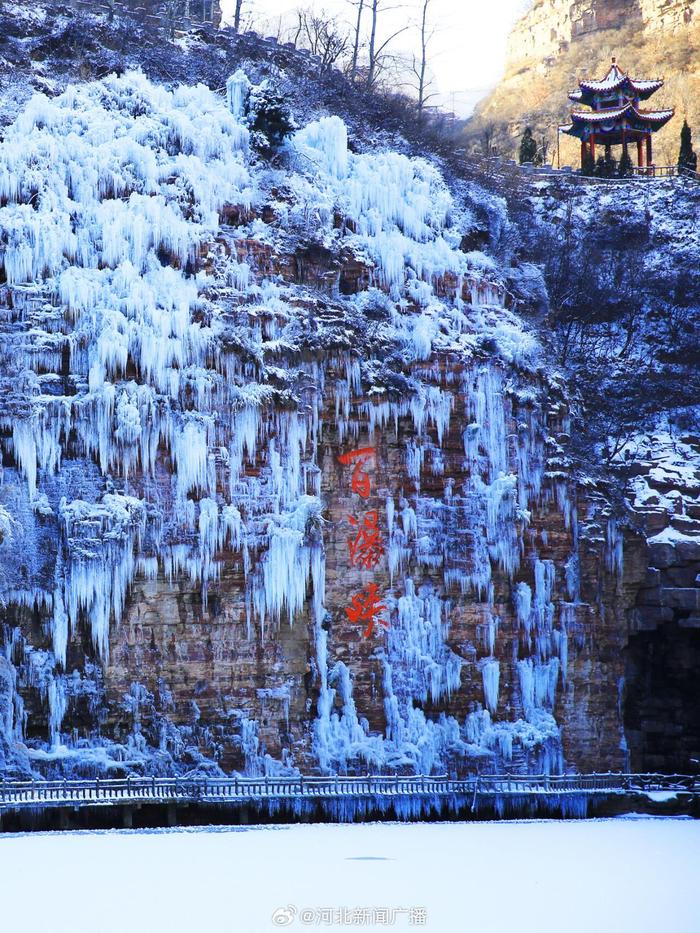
top-left (606, 518), bottom-right (624, 576)
top-left (48, 675), bottom-right (67, 747)
top-left (293, 115), bottom-right (348, 180)
top-left (514, 581), bottom-right (532, 635)
top-left (480, 658), bottom-right (500, 714)
top-left (253, 497), bottom-right (323, 628)
top-left (391, 578), bottom-right (462, 704)
top-left (226, 70), bottom-right (251, 122)
top-left (60, 494), bottom-right (145, 662)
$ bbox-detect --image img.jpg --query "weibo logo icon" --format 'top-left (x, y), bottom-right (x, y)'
top-left (271, 905), bottom-right (296, 927)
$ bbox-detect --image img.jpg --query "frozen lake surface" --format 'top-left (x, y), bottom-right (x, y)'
top-left (1, 817), bottom-right (698, 933)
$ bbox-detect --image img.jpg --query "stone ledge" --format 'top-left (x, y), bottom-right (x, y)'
top-left (631, 606), bottom-right (675, 629)
top-left (660, 587), bottom-right (700, 610)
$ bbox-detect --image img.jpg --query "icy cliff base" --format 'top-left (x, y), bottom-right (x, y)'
top-left (0, 70), bottom-right (630, 779)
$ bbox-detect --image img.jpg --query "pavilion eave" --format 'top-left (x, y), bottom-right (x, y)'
top-left (560, 125), bottom-right (657, 144)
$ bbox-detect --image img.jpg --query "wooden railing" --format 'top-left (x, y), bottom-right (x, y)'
top-left (0, 773), bottom-right (697, 810)
top-left (471, 158), bottom-right (700, 187)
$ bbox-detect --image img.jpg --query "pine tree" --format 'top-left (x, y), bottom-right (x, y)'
top-left (519, 127), bottom-right (537, 165)
top-left (594, 149), bottom-right (617, 178)
top-left (581, 146), bottom-right (596, 176)
top-left (244, 81), bottom-right (297, 153)
top-left (618, 149), bottom-right (633, 177)
top-left (678, 120), bottom-right (698, 173)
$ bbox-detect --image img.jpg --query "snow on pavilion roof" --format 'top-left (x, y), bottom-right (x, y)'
top-left (568, 62), bottom-right (664, 103)
top-left (560, 102), bottom-right (674, 138)
top-left (569, 103), bottom-right (674, 125)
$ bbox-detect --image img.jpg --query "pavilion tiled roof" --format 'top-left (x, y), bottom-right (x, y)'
top-left (569, 103), bottom-right (674, 125)
top-left (568, 62), bottom-right (665, 104)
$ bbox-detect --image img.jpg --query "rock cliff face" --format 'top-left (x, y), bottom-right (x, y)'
top-left (0, 69), bottom-right (651, 780)
top-left (516, 175), bottom-right (700, 776)
top-left (470, 0), bottom-right (698, 164)
top-left (625, 433), bottom-right (700, 772)
top-left (506, 0), bottom-right (693, 65)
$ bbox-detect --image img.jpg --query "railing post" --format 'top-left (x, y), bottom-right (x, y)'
top-left (152, 775), bottom-right (156, 797)
top-left (299, 775), bottom-right (303, 796)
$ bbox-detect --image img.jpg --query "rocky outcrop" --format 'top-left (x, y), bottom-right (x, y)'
top-left (512, 174), bottom-right (700, 774)
top-left (624, 433), bottom-right (700, 771)
top-left (505, 0), bottom-right (694, 66)
top-left (505, 0), bottom-right (641, 65)
top-left (65, 0), bottom-right (223, 28)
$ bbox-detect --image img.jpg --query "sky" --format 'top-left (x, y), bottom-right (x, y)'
top-left (220, 0), bottom-right (530, 116)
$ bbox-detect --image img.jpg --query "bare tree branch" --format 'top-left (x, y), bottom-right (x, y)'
top-left (366, 0), bottom-right (408, 89)
top-left (293, 8), bottom-right (351, 72)
top-left (346, 0), bottom-right (365, 81)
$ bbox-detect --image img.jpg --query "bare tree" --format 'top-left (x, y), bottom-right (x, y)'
top-left (407, 0), bottom-right (437, 118)
top-left (295, 8), bottom-right (350, 72)
top-left (366, 0), bottom-right (408, 89)
top-left (232, 0), bottom-right (246, 32)
top-left (347, 0), bottom-right (365, 81)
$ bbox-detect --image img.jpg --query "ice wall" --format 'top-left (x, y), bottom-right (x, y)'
top-left (0, 71), bottom-right (611, 779)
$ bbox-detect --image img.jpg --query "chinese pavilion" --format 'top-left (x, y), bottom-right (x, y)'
top-left (560, 58), bottom-right (674, 171)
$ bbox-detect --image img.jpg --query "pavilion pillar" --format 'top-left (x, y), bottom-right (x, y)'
top-left (581, 139), bottom-right (587, 169)
top-left (590, 134), bottom-right (596, 162)
top-left (646, 135), bottom-right (653, 169)
top-left (637, 139), bottom-right (645, 168)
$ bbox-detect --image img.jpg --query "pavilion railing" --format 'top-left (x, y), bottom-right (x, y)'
top-left (630, 165), bottom-right (678, 177)
top-left (540, 164), bottom-right (700, 184)
top-left (470, 157), bottom-right (700, 186)
top-left (0, 773), bottom-right (697, 810)
top-left (546, 165), bottom-right (681, 183)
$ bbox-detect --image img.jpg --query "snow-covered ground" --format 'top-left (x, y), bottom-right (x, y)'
top-left (1, 818), bottom-right (698, 932)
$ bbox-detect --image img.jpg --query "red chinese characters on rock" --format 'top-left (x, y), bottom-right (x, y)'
top-left (337, 446), bottom-right (375, 499)
top-left (345, 583), bottom-right (389, 638)
top-left (337, 446), bottom-right (389, 638)
top-left (347, 510), bottom-right (384, 570)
